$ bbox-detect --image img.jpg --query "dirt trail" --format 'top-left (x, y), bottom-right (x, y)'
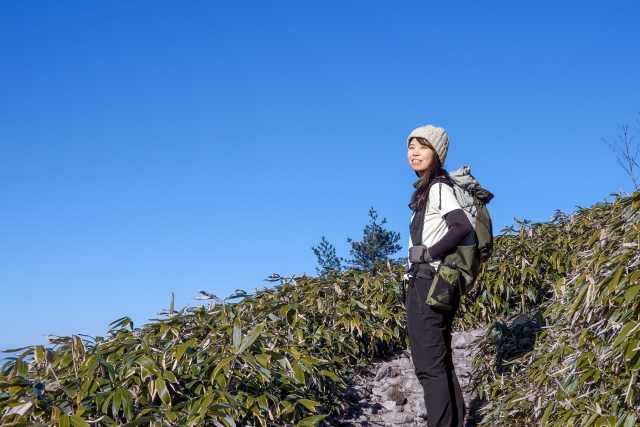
top-left (333, 327), bottom-right (485, 426)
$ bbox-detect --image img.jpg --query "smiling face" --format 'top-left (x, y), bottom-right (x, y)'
top-left (407, 137), bottom-right (436, 177)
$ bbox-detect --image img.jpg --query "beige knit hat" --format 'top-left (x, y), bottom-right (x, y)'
top-left (407, 125), bottom-right (449, 166)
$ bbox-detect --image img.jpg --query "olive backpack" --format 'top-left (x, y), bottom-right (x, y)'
top-left (412, 165), bottom-right (494, 295)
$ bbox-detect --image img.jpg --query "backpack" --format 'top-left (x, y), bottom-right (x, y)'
top-left (425, 165), bottom-right (494, 294)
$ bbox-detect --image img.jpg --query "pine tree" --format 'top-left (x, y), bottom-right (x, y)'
top-left (311, 236), bottom-right (342, 277)
top-left (343, 207), bottom-right (402, 274)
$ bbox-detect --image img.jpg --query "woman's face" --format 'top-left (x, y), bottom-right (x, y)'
top-left (407, 138), bottom-right (435, 177)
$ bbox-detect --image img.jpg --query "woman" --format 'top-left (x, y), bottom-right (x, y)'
top-left (406, 125), bottom-right (472, 427)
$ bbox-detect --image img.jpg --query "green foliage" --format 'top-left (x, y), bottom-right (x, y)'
top-left (457, 212), bottom-right (576, 329)
top-left (343, 207), bottom-right (402, 274)
top-left (473, 192), bottom-right (640, 426)
top-left (6, 191), bottom-right (640, 426)
top-left (0, 269), bottom-right (407, 426)
top-left (311, 237), bottom-right (342, 277)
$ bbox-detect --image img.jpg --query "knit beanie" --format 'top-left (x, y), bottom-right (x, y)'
top-left (407, 125), bottom-right (449, 166)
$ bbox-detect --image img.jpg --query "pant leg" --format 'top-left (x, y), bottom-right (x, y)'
top-left (444, 305), bottom-right (465, 427)
top-left (406, 276), bottom-right (464, 427)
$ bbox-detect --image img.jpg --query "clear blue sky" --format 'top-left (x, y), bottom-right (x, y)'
top-left (2, 1), bottom-right (639, 351)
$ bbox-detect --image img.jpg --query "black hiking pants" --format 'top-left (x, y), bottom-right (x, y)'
top-left (406, 272), bottom-right (464, 427)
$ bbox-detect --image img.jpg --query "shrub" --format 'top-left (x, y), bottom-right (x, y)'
top-left (457, 212), bottom-right (578, 329)
top-left (0, 269), bottom-right (407, 426)
top-left (6, 193), bottom-right (633, 426)
top-left (473, 192), bottom-right (640, 426)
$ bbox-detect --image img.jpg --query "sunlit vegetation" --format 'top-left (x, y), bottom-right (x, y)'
top-left (474, 192), bottom-right (640, 426)
top-left (0, 270), bottom-right (407, 426)
top-left (3, 192), bottom-right (640, 426)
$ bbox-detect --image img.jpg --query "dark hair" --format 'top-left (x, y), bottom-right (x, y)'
top-left (408, 137), bottom-right (447, 211)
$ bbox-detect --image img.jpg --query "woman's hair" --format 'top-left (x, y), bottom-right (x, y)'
top-left (409, 137), bottom-right (447, 211)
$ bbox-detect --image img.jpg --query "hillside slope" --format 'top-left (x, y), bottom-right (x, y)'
top-left (1, 270), bottom-right (409, 426)
top-left (2, 192), bottom-right (638, 426)
top-left (474, 192), bottom-right (640, 426)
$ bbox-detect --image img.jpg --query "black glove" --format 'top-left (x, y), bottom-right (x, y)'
top-left (409, 245), bottom-right (433, 263)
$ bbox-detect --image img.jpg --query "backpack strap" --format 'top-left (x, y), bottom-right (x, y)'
top-left (409, 205), bottom-right (426, 246)
top-left (427, 175), bottom-right (454, 210)
top-left (409, 175), bottom-right (454, 246)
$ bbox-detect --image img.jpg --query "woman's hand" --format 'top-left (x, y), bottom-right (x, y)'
top-left (409, 245), bottom-right (433, 263)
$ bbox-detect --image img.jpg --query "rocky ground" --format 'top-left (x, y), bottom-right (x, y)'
top-left (333, 327), bottom-right (486, 427)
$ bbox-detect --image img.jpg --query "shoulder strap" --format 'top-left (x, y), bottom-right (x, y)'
top-left (410, 175), bottom-right (453, 246)
top-left (426, 175), bottom-right (454, 211)
top-left (428, 175), bottom-right (454, 188)
top-left (410, 205), bottom-right (425, 246)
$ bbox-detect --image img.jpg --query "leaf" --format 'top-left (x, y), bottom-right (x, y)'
top-left (210, 356), bottom-right (234, 383)
top-left (162, 370), bottom-right (177, 384)
top-left (297, 415), bottom-right (328, 426)
top-left (135, 356), bottom-right (159, 375)
top-left (101, 392), bottom-right (113, 415)
top-left (587, 229), bottom-right (601, 246)
top-left (257, 394), bottom-right (268, 410)
top-left (155, 377), bottom-right (171, 406)
top-left (286, 308), bottom-right (296, 326)
top-left (51, 406), bottom-right (61, 421)
top-left (610, 267), bottom-right (624, 290)
top-left (109, 389), bottom-right (123, 418)
top-left (108, 316), bottom-right (131, 328)
top-left (121, 416), bottom-right (157, 427)
top-left (216, 415), bottom-right (237, 427)
top-left (59, 415), bottom-right (71, 427)
top-left (0, 346), bottom-right (31, 353)
top-left (625, 285), bottom-right (640, 304)
top-left (176, 343), bottom-right (189, 360)
top-left (14, 361), bottom-right (28, 378)
top-left (613, 322), bottom-right (639, 347)
top-left (297, 399), bottom-right (320, 412)
top-left (238, 322), bottom-right (265, 353)
top-left (102, 361), bottom-right (116, 380)
top-left (121, 389), bottom-right (134, 420)
top-left (68, 416), bottom-right (90, 427)
top-left (541, 402), bottom-right (555, 425)
top-left (71, 335), bottom-right (85, 360)
top-left (83, 355), bottom-right (99, 378)
top-left (34, 346), bottom-right (45, 364)
top-left (623, 413), bottom-right (635, 427)
top-left (319, 370), bottom-right (340, 382)
top-left (583, 413), bottom-right (599, 427)
top-left (293, 363), bottom-right (305, 384)
top-left (626, 339), bottom-right (640, 361)
top-left (255, 354), bottom-right (270, 369)
top-left (233, 319), bottom-right (242, 349)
